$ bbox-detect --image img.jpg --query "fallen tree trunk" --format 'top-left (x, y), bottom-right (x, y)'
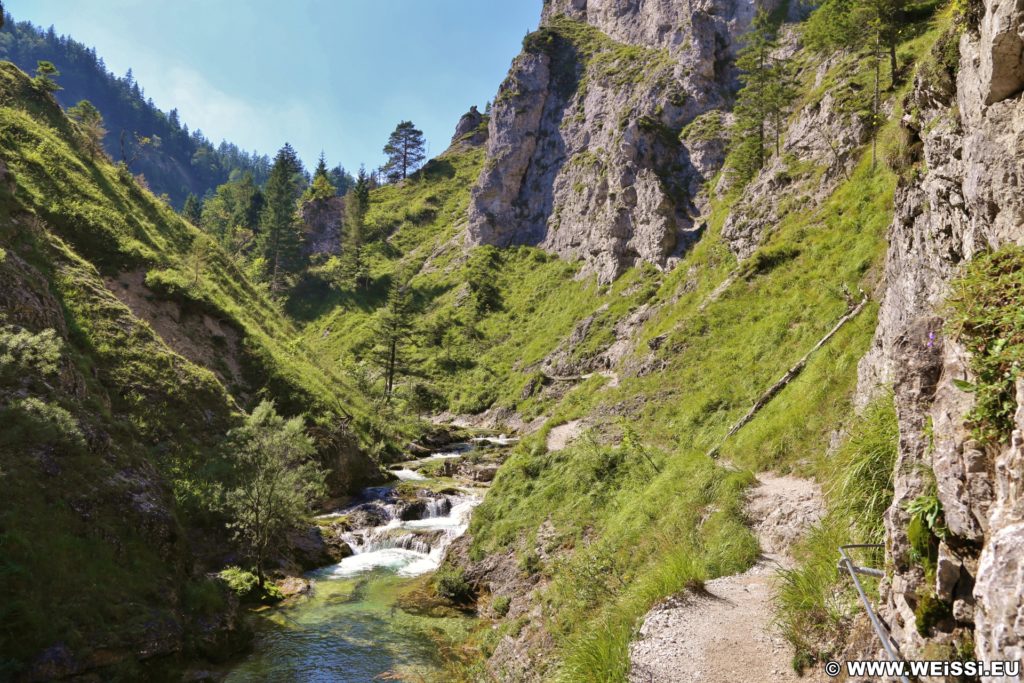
top-left (708, 297), bottom-right (868, 458)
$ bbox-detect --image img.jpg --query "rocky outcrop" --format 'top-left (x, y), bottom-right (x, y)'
top-left (451, 105), bottom-right (487, 146)
top-left (975, 379), bottom-right (1024, 666)
top-left (467, 0), bottom-right (789, 282)
top-left (283, 524), bottom-right (353, 571)
top-left (301, 195), bottom-right (344, 256)
top-left (853, 0), bottom-right (1024, 671)
top-left (976, 0), bottom-right (1024, 105)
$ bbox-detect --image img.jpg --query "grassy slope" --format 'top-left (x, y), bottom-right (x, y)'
top-left (301, 143), bottom-right (667, 422)
top-left (0, 62), bottom-right (375, 675)
top-left (0, 62), bottom-right (378, 427)
top-left (482, 12), bottom-right (959, 676)
top-left (459, 150), bottom-right (895, 680)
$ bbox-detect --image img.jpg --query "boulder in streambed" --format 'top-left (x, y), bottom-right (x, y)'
top-left (284, 524), bottom-right (352, 570)
top-left (277, 576), bottom-right (312, 599)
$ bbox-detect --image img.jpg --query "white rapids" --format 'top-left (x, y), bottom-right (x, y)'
top-left (472, 434), bottom-right (519, 446)
top-left (391, 468), bottom-right (427, 481)
top-left (316, 493), bottom-right (479, 579)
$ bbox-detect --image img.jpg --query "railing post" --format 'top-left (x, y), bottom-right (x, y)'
top-left (838, 544), bottom-right (911, 683)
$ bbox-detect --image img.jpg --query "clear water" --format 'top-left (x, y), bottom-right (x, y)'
top-left (225, 464), bottom-right (480, 682)
top-left (224, 570), bottom-right (467, 682)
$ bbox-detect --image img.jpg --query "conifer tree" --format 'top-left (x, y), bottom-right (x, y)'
top-left (182, 193), bottom-right (202, 225)
top-left (328, 164), bottom-right (355, 196)
top-left (728, 11), bottom-right (794, 185)
top-left (304, 152), bottom-right (336, 202)
top-left (259, 143), bottom-right (304, 292)
top-left (766, 54), bottom-right (798, 158)
top-left (33, 60), bottom-right (61, 93)
top-left (373, 272), bottom-right (414, 402)
top-left (340, 167), bottom-right (370, 289)
top-left (66, 99), bottom-right (106, 154)
top-left (381, 121), bottom-right (426, 181)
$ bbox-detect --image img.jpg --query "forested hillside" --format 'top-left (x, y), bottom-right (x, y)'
top-left (0, 8), bottom-right (274, 206)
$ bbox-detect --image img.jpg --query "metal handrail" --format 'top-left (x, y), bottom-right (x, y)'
top-left (838, 544), bottom-right (911, 683)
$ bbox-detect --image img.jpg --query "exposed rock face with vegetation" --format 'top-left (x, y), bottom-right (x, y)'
top-left (452, 0), bottom-right (1024, 677)
top-left (852, 0), bottom-right (1024, 665)
top-left (468, 0), bottom-right (786, 282)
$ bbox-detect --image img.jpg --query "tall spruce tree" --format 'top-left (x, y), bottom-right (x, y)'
top-left (381, 121), bottom-right (426, 182)
top-left (259, 143), bottom-right (304, 292)
top-left (767, 51), bottom-right (797, 158)
top-left (304, 152), bottom-right (336, 202)
top-left (328, 164), bottom-right (355, 196)
top-left (728, 11), bottom-right (794, 185)
top-left (340, 167), bottom-right (370, 288)
top-left (373, 272), bottom-right (414, 402)
top-left (182, 193), bottom-right (202, 225)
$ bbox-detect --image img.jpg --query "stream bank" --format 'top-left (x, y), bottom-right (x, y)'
top-left (221, 439), bottom-right (511, 681)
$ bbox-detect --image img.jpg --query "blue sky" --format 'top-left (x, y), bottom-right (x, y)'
top-left (5, 0), bottom-right (541, 171)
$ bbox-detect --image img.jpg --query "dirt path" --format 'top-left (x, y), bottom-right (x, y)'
top-left (628, 473), bottom-right (827, 683)
top-left (546, 419), bottom-right (585, 451)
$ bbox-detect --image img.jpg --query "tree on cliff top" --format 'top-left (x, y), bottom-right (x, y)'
top-left (33, 60), bottom-right (60, 92)
top-left (304, 152), bottom-right (336, 203)
top-left (67, 99), bottom-right (106, 155)
top-left (381, 121), bottom-right (426, 182)
top-left (224, 401), bottom-right (325, 588)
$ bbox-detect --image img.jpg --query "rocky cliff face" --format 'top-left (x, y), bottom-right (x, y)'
top-left (855, 0), bottom-right (1024, 671)
top-left (467, 0), bottom-right (792, 282)
top-left (301, 195), bottom-right (344, 256)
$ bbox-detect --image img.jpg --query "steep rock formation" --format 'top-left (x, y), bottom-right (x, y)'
top-left (451, 105), bottom-right (488, 146)
top-left (301, 195), bottom-right (344, 256)
top-left (854, 0), bottom-right (1024, 670)
top-left (467, 0), bottom-right (787, 282)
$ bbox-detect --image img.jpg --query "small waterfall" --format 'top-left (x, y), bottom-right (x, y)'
top-left (321, 491), bottom-right (479, 578)
top-left (423, 496), bottom-right (451, 519)
top-left (344, 528), bottom-right (435, 555)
